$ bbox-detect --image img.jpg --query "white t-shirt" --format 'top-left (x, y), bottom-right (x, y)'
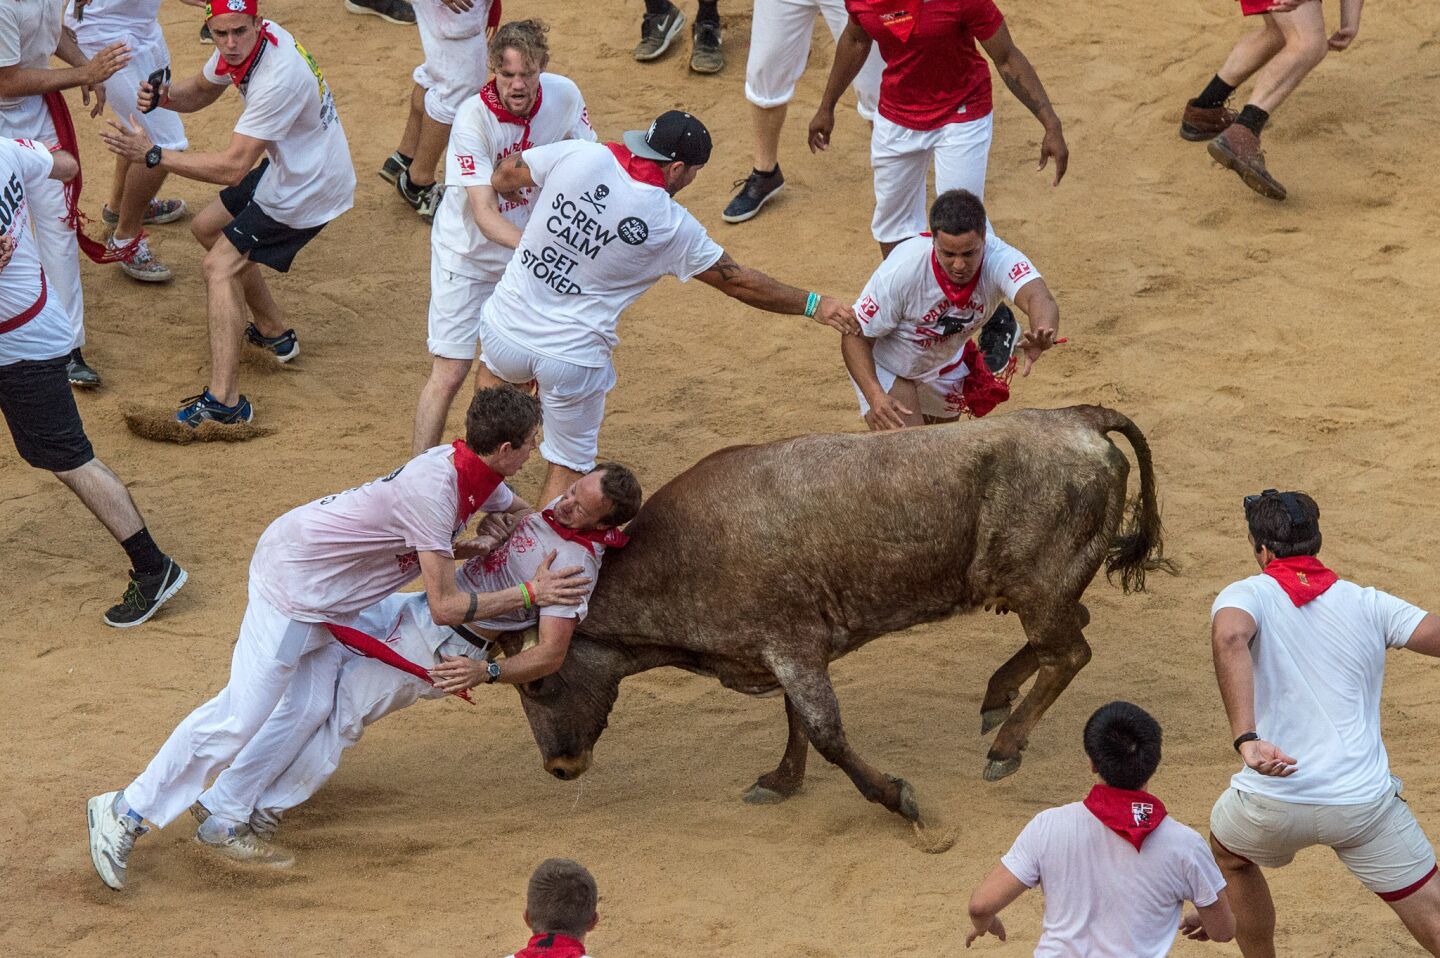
top-left (457, 500), bottom-right (605, 630)
top-left (203, 21), bottom-right (355, 229)
top-left (65, 0), bottom-right (163, 45)
top-left (250, 445), bottom-right (514, 621)
top-left (432, 73), bottom-right (594, 282)
top-left (481, 139), bottom-right (725, 368)
top-left (854, 232), bottom-right (1039, 379)
top-left (1212, 574), bottom-right (1427, 805)
top-left (0, 0), bottom-right (63, 137)
top-left (1001, 803), bottom-right (1225, 958)
top-left (0, 138), bottom-right (73, 365)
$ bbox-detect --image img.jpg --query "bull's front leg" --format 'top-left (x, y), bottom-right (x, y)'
top-left (743, 694), bottom-right (810, 805)
top-left (979, 644), bottom-right (1040, 735)
top-left (765, 653), bottom-right (920, 822)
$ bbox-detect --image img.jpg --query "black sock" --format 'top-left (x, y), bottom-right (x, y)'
top-left (755, 165), bottom-right (778, 176)
top-left (644, 0), bottom-right (670, 15)
top-left (1235, 104), bottom-right (1269, 136)
top-left (395, 151), bottom-right (413, 166)
top-left (121, 528), bottom-right (166, 577)
top-left (1193, 74), bottom-right (1236, 109)
top-left (697, 0), bottom-right (719, 24)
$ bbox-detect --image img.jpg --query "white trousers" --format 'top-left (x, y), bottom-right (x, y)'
top-left (869, 113), bottom-right (993, 244)
top-left (412, 0), bottom-right (491, 125)
top-left (744, 0), bottom-right (882, 121)
top-left (123, 584), bottom-right (333, 828)
top-left (76, 30), bottom-right (188, 151)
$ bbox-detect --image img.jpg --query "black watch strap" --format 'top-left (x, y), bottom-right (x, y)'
top-left (1233, 731), bottom-right (1260, 753)
top-left (145, 145), bottom-right (163, 169)
top-left (485, 660), bottom-right (502, 684)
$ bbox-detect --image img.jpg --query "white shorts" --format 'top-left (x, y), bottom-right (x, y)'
top-left (478, 319), bottom-right (616, 474)
top-left (1211, 784), bottom-right (1438, 898)
top-left (412, 0), bottom-right (491, 125)
top-left (77, 30), bottom-right (187, 151)
top-left (851, 340), bottom-right (974, 421)
top-left (870, 113), bottom-right (993, 244)
top-left (428, 257), bottom-right (497, 359)
top-left (745, 0), bottom-right (882, 121)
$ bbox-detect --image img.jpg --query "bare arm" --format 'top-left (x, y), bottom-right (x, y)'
top-left (841, 333), bottom-right (913, 430)
top-left (418, 549), bottom-right (590, 628)
top-left (1180, 898), bottom-right (1237, 943)
top-left (491, 152), bottom-right (537, 200)
top-left (465, 184), bottom-right (523, 249)
top-left (808, 20), bottom-right (874, 153)
top-left (1403, 613), bottom-right (1440, 657)
top-left (1212, 607), bottom-right (1298, 775)
top-left (100, 120), bottom-right (267, 187)
top-left (0, 39), bottom-right (127, 118)
top-left (694, 252), bottom-right (860, 334)
top-left (965, 863), bottom-right (1028, 947)
top-left (978, 24), bottom-right (1068, 185)
top-left (1329, 0), bottom-right (1363, 50)
top-left (48, 148), bottom-right (79, 182)
top-left (1011, 278), bottom-right (1060, 376)
top-left (430, 614), bottom-right (578, 691)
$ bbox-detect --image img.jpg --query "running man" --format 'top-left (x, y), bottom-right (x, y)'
top-left (720, 0), bottom-right (882, 224)
top-left (1209, 489), bottom-right (1440, 955)
top-left (0, 137), bottom-right (187, 627)
top-left (843, 189), bottom-right (1057, 429)
top-left (413, 18), bottom-right (594, 454)
top-left (479, 109), bottom-right (860, 504)
top-left (809, 0), bottom-right (1068, 257)
top-left (1180, 0), bottom-right (1362, 201)
top-left (98, 0), bottom-right (356, 429)
top-left (85, 387), bottom-right (591, 888)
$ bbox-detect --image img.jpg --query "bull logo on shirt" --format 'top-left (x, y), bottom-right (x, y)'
top-left (1131, 801), bottom-right (1154, 827)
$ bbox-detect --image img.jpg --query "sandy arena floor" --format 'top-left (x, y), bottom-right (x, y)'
top-left (3, 0), bottom-right (1439, 954)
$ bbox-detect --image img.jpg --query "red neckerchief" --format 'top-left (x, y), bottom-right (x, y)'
top-left (604, 142), bottom-right (667, 189)
top-left (480, 77), bottom-right (542, 145)
top-left (38, 93), bottom-right (142, 264)
top-left (213, 20), bottom-right (278, 88)
top-left (540, 508), bottom-right (630, 555)
top-left (1083, 784), bottom-right (1167, 852)
top-left (864, 0), bottom-right (923, 41)
top-left (1263, 556), bottom-right (1338, 607)
top-left (325, 622), bottom-right (473, 703)
top-left (450, 439), bottom-right (505, 526)
top-left (515, 933), bottom-right (586, 958)
top-left (928, 239), bottom-right (985, 310)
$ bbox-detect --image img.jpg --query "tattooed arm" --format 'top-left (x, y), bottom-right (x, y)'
top-left (695, 252), bottom-right (860, 334)
top-left (979, 23), bottom-right (1068, 185)
top-left (491, 152), bottom-right (537, 203)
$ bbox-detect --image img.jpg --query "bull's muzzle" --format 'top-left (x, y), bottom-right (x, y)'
top-left (544, 751), bottom-right (592, 781)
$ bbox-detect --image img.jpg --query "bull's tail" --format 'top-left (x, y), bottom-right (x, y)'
top-left (1086, 406), bottom-right (1175, 594)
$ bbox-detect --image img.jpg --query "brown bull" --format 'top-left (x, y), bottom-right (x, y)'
top-left (509, 405), bottom-right (1167, 821)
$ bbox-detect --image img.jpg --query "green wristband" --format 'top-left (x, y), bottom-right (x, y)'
top-left (804, 292), bottom-right (820, 318)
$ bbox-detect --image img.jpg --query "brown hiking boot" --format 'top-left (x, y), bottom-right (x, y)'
top-left (1207, 125), bottom-right (1286, 201)
top-left (1179, 100), bottom-right (1236, 141)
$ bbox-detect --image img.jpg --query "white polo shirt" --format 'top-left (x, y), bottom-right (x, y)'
top-left (203, 21), bottom-right (355, 229)
top-left (65, 0), bottom-right (163, 45)
top-left (0, 138), bottom-right (71, 364)
top-left (853, 232), bottom-right (1039, 379)
top-left (1002, 802), bottom-right (1225, 958)
top-left (480, 139), bottom-right (725, 368)
top-left (1212, 574), bottom-right (1427, 805)
top-left (0, 0), bottom-right (63, 138)
top-left (432, 73), bottom-right (594, 282)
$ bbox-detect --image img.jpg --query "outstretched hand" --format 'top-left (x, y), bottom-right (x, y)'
top-left (1018, 328), bottom-right (1059, 376)
top-left (99, 114), bottom-right (155, 162)
top-left (1239, 738), bottom-right (1299, 777)
top-left (814, 295), bottom-right (860, 335)
top-left (429, 654), bottom-right (488, 693)
top-left (531, 550), bottom-right (590, 607)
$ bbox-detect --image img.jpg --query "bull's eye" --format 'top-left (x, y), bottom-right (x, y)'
top-left (522, 678), bottom-right (545, 697)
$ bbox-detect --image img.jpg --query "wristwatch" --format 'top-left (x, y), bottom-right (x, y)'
top-left (484, 660), bottom-right (502, 684)
top-left (144, 145), bottom-right (163, 169)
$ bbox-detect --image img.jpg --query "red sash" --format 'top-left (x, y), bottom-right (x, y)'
top-left (0, 268), bottom-right (47, 334)
top-left (604, 142), bottom-right (667, 189)
top-left (325, 622), bottom-right (473, 704)
top-left (1083, 783), bottom-right (1168, 851)
top-left (540, 508), bottom-right (629, 555)
top-left (40, 92), bottom-right (141, 264)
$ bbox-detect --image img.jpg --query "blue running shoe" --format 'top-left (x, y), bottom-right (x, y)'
top-left (175, 390), bottom-right (254, 427)
top-left (244, 323), bottom-right (299, 363)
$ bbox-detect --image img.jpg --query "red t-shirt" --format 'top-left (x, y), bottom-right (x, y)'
top-left (845, 0), bottom-right (1006, 131)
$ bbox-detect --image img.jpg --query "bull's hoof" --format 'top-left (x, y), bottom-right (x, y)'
top-left (884, 775), bottom-right (921, 823)
top-left (742, 783), bottom-right (791, 805)
top-left (983, 757), bottom-right (1022, 782)
top-left (980, 706), bottom-right (1010, 735)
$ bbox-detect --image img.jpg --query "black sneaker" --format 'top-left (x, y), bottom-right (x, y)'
top-left (690, 19), bottom-right (725, 74)
top-left (67, 348), bottom-right (101, 388)
top-left (978, 304), bottom-right (1021, 375)
top-left (378, 151), bottom-right (410, 186)
top-left (634, 2), bottom-right (685, 61)
top-left (344, 0), bottom-right (416, 25)
top-left (722, 166), bottom-right (784, 223)
top-left (103, 557), bottom-right (188, 628)
top-left (245, 323), bottom-right (300, 363)
top-left (396, 169), bottom-right (438, 221)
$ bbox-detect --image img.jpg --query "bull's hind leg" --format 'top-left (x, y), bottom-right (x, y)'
top-left (743, 695), bottom-right (810, 805)
top-left (767, 654), bottom-right (919, 821)
top-left (979, 645), bottom-right (1040, 735)
top-left (983, 604), bottom-right (1092, 782)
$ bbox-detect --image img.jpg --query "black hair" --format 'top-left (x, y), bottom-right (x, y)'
top-left (1245, 491), bottom-right (1321, 558)
top-left (929, 189), bottom-right (987, 238)
top-left (1083, 701), bottom-right (1162, 790)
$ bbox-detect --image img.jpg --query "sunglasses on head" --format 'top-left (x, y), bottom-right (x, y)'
top-left (1243, 488), bottom-right (1309, 527)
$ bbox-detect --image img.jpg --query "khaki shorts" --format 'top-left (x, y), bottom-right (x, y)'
top-left (1211, 784), bottom-right (1437, 898)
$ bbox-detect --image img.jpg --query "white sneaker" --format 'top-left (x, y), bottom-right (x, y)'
top-left (87, 791), bottom-right (146, 890)
top-left (191, 800), bottom-right (281, 841)
top-left (195, 823), bottom-right (295, 868)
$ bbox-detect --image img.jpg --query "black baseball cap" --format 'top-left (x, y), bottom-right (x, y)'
top-left (623, 111), bottom-right (712, 166)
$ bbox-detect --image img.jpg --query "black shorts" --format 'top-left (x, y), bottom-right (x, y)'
top-left (220, 160), bottom-right (327, 273)
top-left (0, 355), bottom-right (95, 472)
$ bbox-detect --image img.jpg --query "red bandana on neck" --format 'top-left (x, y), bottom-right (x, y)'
top-left (515, 933), bottom-right (586, 958)
top-left (480, 77), bottom-right (543, 142)
top-left (865, 0), bottom-right (923, 41)
top-left (540, 508), bottom-right (630, 554)
top-left (1263, 556), bottom-right (1337, 607)
top-left (1083, 784), bottom-right (1167, 852)
top-left (604, 142), bottom-right (667, 189)
top-left (929, 241), bottom-right (984, 310)
top-left (451, 440), bottom-right (505, 526)
top-left (212, 20), bottom-right (278, 88)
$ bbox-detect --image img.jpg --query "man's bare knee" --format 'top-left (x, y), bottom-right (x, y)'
top-left (430, 357), bottom-right (473, 392)
top-left (202, 241), bottom-right (248, 284)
